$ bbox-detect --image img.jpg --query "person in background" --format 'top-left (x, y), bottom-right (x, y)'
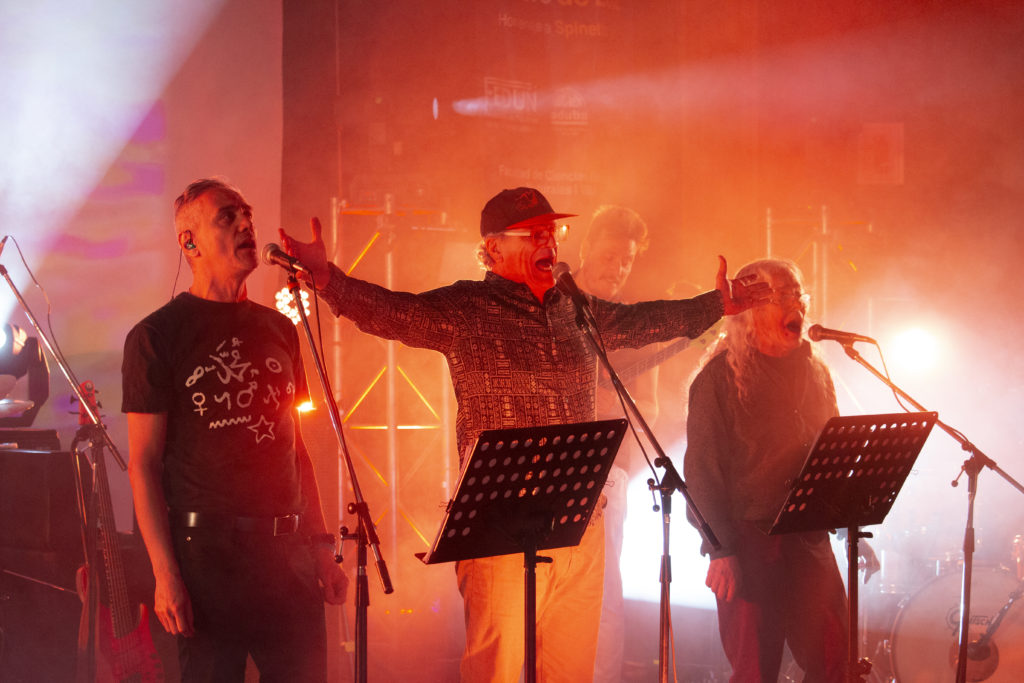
top-left (574, 205), bottom-right (655, 683)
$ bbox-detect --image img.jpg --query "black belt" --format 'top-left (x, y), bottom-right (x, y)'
top-left (172, 511), bottom-right (301, 536)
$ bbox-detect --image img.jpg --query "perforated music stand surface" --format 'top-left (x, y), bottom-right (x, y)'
top-left (418, 418), bottom-right (628, 565)
top-left (767, 411), bottom-right (937, 535)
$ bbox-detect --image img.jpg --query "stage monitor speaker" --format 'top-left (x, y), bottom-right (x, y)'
top-left (0, 449), bottom-right (83, 553)
top-left (0, 428), bottom-right (61, 451)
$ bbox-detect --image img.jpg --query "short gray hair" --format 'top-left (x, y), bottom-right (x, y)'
top-left (173, 177), bottom-right (247, 236)
top-left (476, 238), bottom-right (496, 270)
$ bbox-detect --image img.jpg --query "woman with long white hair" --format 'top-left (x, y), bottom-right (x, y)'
top-left (684, 258), bottom-right (848, 682)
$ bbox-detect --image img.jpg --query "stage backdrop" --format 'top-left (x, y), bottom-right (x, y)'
top-left (3, 1), bottom-right (1024, 681)
top-left (281, 1), bottom-right (1024, 680)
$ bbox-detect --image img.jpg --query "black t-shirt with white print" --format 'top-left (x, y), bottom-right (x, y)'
top-left (122, 293), bottom-right (309, 518)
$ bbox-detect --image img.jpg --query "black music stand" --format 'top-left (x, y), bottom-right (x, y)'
top-left (766, 411), bottom-right (937, 682)
top-left (418, 418), bottom-right (627, 683)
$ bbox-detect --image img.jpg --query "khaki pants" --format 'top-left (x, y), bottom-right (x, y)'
top-left (456, 513), bottom-right (606, 683)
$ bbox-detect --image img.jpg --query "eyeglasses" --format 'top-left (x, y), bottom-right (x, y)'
top-left (769, 288), bottom-right (810, 306)
top-left (488, 223), bottom-right (569, 246)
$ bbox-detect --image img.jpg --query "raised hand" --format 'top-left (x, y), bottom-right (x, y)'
top-left (715, 255), bottom-right (771, 316)
top-left (278, 217), bottom-right (332, 288)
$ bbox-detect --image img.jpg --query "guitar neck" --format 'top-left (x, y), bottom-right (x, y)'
top-left (90, 443), bottom-right (135, 640)
top-left (599, 337), bottom-right (691, 389)
top-left (598, 323), bottom-right (721, 390)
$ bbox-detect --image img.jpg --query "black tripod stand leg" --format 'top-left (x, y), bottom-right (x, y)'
top-left (523, 546), bottom-right (552, 683)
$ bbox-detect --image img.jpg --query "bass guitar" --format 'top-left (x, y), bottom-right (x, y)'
top-left (75, 380), bottom-right (164, 682)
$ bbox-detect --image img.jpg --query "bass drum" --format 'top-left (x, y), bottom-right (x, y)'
top-left (890, 567), bottom-right (1024, 682)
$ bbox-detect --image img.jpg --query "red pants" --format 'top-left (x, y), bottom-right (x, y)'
top-left (716, 523), bottom-right (848, 682)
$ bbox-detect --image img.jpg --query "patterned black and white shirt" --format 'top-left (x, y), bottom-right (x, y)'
top-left (320, 266), bottom-right (723, 465)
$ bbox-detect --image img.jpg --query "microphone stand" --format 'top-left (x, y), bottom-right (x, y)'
top-left (836, 342), bottom-right (1024, 683)
top-left (564, 294), bottom-right (719, 683)
top-left (0, 264), bottom-right (124, 469)
top-left (286, 273), bottom-right (393, 683)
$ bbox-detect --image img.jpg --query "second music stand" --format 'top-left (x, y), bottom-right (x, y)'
top-left (418, 418), bottom-right (627, 683)
top-left (767, 411), bottom-right (937, 682)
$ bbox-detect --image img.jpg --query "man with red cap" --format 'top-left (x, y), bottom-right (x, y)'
top-left (281, 187), bottom-right (767, 682)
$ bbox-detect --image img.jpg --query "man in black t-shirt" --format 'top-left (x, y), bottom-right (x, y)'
top-left (122, 178), bottom-right (347, 682)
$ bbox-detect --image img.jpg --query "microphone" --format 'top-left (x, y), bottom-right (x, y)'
top-left (807, 324), bottom-right (876, 345)
top-left (262, 242), bottom-right (311, 274)
top-left (551, 262), bottom-right (596, 325)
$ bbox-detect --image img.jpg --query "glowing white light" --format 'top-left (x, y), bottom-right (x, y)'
top-left (452, 98), bottom-right (486, 116)
top-left (0, 0), bottom-right (226, 323)
top-left (619, 469), bottom-right (717, 609)
top-left (275, 287), bottom-right (311, 326)
top-left (887, 327), bottom-right (942, 374)
top-left (296, 400), bottom-right (315, 413)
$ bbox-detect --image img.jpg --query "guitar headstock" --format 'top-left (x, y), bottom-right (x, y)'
top-left (77, 380), bottom-right (101, 426)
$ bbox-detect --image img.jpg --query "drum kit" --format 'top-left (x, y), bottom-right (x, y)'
top-left (858, 531), bottom-right (1024, 682)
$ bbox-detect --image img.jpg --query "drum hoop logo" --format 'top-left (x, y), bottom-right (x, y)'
top-left (945, 605), bottom-right (992, 631)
